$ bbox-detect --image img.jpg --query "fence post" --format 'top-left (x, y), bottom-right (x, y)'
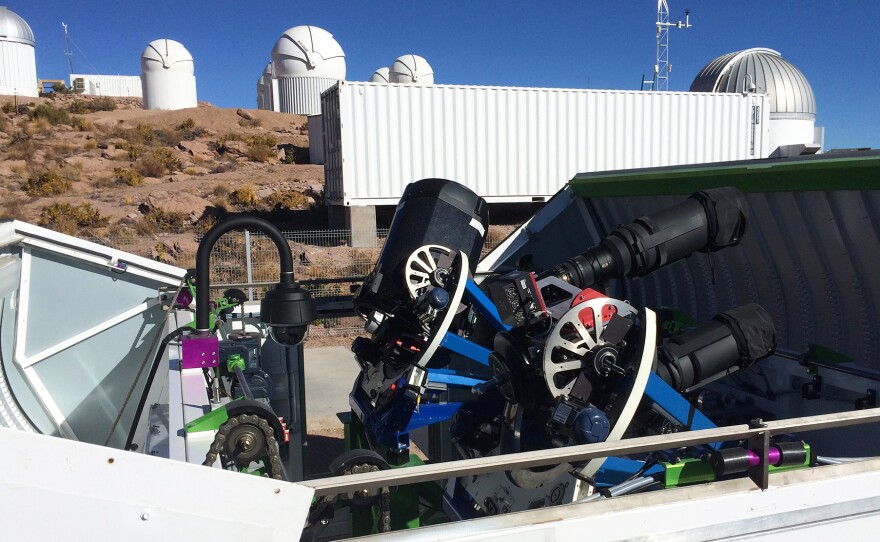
top-left (244, 230), bottom-right (254, 301)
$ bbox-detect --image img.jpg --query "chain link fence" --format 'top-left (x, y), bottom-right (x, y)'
top-left (89, 226), bottom-right (515, 338)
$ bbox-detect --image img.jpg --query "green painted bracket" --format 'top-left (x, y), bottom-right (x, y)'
top-left (184, 405), bottom-right (229, 433)
top-left (662, 457), bottom-right (716, 488)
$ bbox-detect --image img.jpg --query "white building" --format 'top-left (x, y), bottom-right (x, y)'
top-left (140, 39), bottom-right (197, 110)
top-left (269, 25), bottom-right (345, 115)
top-left (0, 6), bottom-right (37, 97)
top-left (70, 74), bottom-right (142, 98)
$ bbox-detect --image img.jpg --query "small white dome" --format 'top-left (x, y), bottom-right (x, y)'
top-left (0, 7), bottom-right (34, 46)
top-left (141, 39), bottom-right (194, 74)
top-left (369, 67), bottom-right (390, 83)
top-left (271, 25), bottom-right (346, 79)
top-left (389, 55), bottom-right (434, 85)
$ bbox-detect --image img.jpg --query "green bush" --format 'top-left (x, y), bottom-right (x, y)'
top-left (28, 104), bottom-right (70, 125)
top-left (21, 170), bottom-right (72, 196)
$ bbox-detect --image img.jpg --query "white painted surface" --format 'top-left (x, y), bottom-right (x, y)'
top-left (0, 40), bottom-right (37, 97)
top-left (71, 74), bottom-right (143, 97)
top-left (271, 26), bottom-right (345, 79)
top-left (0, 7), bottom-right (37, 97)
top-left (257, 62), bottom-right (273, 110)
top-left (0, 427), bottom-right (313, 541)
top-left (275, 76), bottom-right (338, 115)
top-left (141, 39), bottom-right (197, 110)
top-left (322, 82), bottom-right (771, 205)
top-left (361, 459), bottom-right (880, 541)
top-left (389, 54), bottom-right (434, 85)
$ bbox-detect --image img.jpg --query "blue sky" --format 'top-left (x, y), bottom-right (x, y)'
top-left (13, 1), bottom-right (879, 149)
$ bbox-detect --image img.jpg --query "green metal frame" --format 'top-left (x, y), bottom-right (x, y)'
top-left (569, 152), bottom-right (880, 198)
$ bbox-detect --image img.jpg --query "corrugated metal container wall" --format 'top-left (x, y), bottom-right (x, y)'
top-left (70, 74), bottom-right (142, 98)
top-left (276, 76), bottom-right (338, 115)
top-left (322, 82), bottom-right (770, 205)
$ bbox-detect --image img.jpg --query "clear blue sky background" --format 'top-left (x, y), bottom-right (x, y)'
top-left (13, 1), bottom-right (879, 149)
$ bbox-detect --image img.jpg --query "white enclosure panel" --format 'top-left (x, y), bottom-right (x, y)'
top-left (276, 76), bottom-right (338, 115)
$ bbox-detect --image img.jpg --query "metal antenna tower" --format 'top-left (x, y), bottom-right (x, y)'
top-left (653, 1), bottom-right (691, 91)
top-left (62, 22), bottom-right (74, 77)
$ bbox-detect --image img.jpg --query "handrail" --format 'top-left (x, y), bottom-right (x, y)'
top-left (300, 407), bottom-right (880, 497)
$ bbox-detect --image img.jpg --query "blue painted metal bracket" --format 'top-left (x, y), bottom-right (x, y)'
top-left (644, 373), bottom-right (720, 449)
top-left (441, 332), bottom-right (492, 366)
top-left (405, 402), bottom-right (464, 432)
top-left (427, 369), bottom-right (486, 388)
top-left (463, 279), bottom-right (511, 333)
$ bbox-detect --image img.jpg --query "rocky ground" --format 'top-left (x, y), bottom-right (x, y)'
top-left (0, 93), bottom-right (325, 240)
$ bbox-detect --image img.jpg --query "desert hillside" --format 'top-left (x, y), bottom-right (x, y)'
top-left (0, 94), bottom-right (325, 240)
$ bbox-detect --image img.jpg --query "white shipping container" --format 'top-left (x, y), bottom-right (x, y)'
top-left (322, 82), bottom-right (771, 206)
top-left (70, 74), bottom-right (142, 98)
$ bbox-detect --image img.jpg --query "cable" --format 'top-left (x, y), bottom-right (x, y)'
top-left (817, 455), bottom-right (878, 465)
top-left (572, 474), bottom-right (661, 504)
top-left (123, 325), bottom-right (190, 451)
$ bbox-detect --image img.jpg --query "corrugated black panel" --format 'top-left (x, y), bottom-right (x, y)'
top-left (588, 191), bottom-right (880, 370)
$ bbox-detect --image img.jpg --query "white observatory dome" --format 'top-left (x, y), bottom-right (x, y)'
top-left (141, 39), bottom-right (194, 74)
top-left (257, 62), bottom-right (274, 110)
top-left (270, 25), bottom-right (345, 114)
top-left (271, 26), bottom-right (346, 79)
top-left (0, 6), bottom-right (38, 97)
top-left (140, 39), bottom-right (197, 110)
top-left (389, 55), bottom-right (434, 85)
top-left (691, 48), bottom-right (819, 156)
top-left (369, 67), bottom-right (390, 83)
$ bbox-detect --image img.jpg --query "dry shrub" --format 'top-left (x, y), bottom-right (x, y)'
top-left (229, 184), bottom-right (260, 208)
top-left (113, 167), bottom-right (142, 186)
top-left (263, 190), bottom-right (311, 210)
top-left (141, 207), bottom-right (188, 233)
top-left (136, 147), bottom-right (182, 177)
top-left (238, 116), bottom-right (261, 128)
top-left (28, 104), bottom-right (70, 125)
top-left (67, 97), bottom-right (116, 114)
top-left (246, 134), bottom-right (277, 162)
top-left (209, 159), bottom-right (238, 174)
top-left (22, 117), bottom-right (53, 137)
top-left (38, 202), bottom-right (108, 235)
top-left (70, 116), bottom-right (95, 132)
top-left (22, 170), bottom-right (72, 196)
top-left (83, 139), bottom-right (98, 150)
top-left (0, 196), bottom-right (26, 220)
top-left (5, 134), bottom-right (36, 162)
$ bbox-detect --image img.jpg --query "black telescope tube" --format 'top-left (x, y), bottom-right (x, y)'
top-left (654, 303), bottom-right (776, 392)
top-left (539, 187), bottom-right (748, 288)
top-left (195, 215), bottom-right (295, 332)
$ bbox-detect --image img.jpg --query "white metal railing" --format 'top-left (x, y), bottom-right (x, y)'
top-left (301, 407), bottom-right (880, 497)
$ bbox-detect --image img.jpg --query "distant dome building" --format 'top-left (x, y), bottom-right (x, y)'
top-left (0, 6), bottom-right (37, 97)
top-left (271, 25), bottom-right (345, 114)
top-left (369, 67), bottom-right (390, 83)
top-left (690, 48), bottom-right (819, 155)
top-left (389, 55), bottom-right (433, 85)
top-left (257, 62), bottom-right (274, 110)
top-left (141, 39), bottom-right (197, 110)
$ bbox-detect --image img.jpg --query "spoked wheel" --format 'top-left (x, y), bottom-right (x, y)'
top-left (542, 297), bottom-right (639, 398)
